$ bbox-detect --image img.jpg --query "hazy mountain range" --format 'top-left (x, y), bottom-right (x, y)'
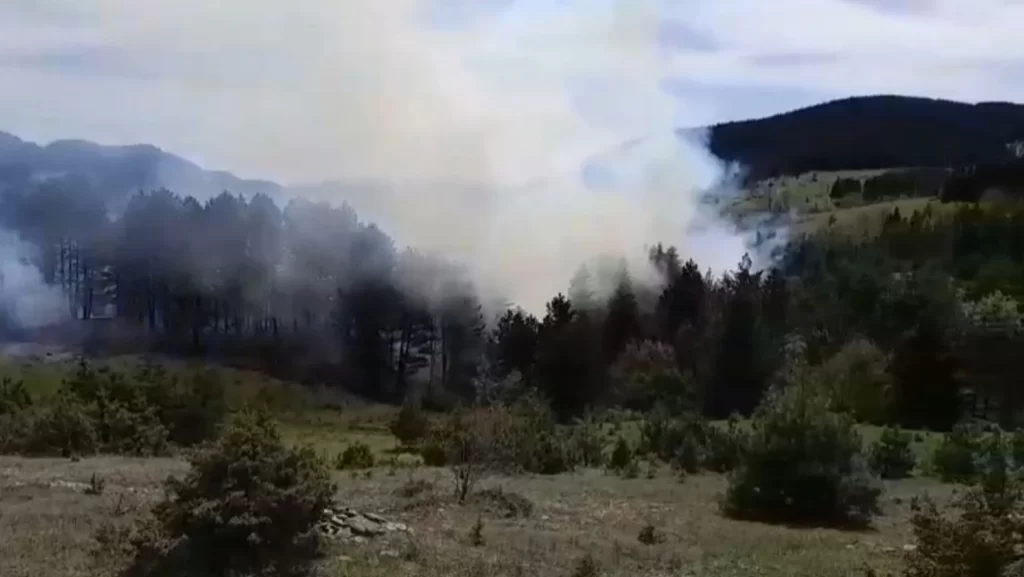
top-left (1, 95), bottom-right (1023, 208)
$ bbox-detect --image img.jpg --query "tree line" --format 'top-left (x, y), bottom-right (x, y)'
top-left (709, 95), bottom-right (1024, 181)
top-left (829, 168), bottom-right (949, 202)
top-left (1, 177), bottom-right (1023, 428)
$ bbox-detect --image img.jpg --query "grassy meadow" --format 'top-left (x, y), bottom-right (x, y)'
top-left (0, 453), bottom-right (957, 577)
top-left (0, 354), bottom-right (961, 577)
top-left (726, 169), bottom-right (893, 217)
top-left (724, 169), bottom-right (968, 241)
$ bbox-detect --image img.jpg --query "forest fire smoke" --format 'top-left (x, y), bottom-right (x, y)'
top-left (0, 0), bottom-right (751, 318)
top-left (275, 0), bottom-right (747, 311)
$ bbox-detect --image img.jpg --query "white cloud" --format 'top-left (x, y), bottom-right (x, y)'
top-left (663, 0), bottom-right (1024, 105)
top-left (1, 0), bottom-right (1021, 181)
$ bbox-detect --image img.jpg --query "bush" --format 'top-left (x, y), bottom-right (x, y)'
top-left (639, 409), bottom-right (672, 458)
top-left (722, 385), bottom-right (881, 527)
top-left (465, 391), bottom-right (578, 476)
top-left (639, 409), bottom-right (701, 462)
top-left (930, 423), bottom-right (980, 483)
top-left (673, 432), bottom-right (703, 475)
top-left (102, 403), bottom-right (169, 457)
top-left (703, 416), bottom-right (747, 473)
top-left (904, 476), bottom-right (1024, 577)
top-left (63, 363), bottom-right (156, 454)
top-left (433, 407), bottom-right (510, 502)
top-left (571, 553), bottom-right (600, 577)
top-left (621, 459), bottom-right (640, 479)
top-left (398, 478), bottom-right (435, 499)
top-left (0, 411), bottom-right (31, 454)
top-left (637, 523), bottom-right (665, 545)
top-left (24, 394), bottom-right (99, 457)
top-left (92, 518), bottom-right (136, 574)
top-left (420, 441), bottom-right (447, 467)
top-left (816, 339), bottom-right (891, 423)
top-left (0, 377), bottom-right (31, 415)
top-left (639, 409), bottom-right (723, 474)
top-left (120, 410), bottom-right (334, 577)
top-left (422, 394), bottom-right (581, 480)
top-left (390, 402), bottom-right (430, 445)
top-left (65, 360), bottom-right (133, 408)
top-left (1012, 429), bottom-right (1024, 470)
top-left (86, 473), bottom-right (106, 496)
top-left (337, 442), bottom-right (375, 470)
top-left (503, 392), bottom-right (567, 474)
top-left (609, 341), bottom-right (696, 412)
top-left (0, 361), bottom-right (226, 458)
top-left (610, 437), bottom-right (634, 472)
top-left (469, 516), bottom-right (485, 547)
top-left (140, 365), bottom-right (227, 448)
top-left (468, 487), bottom-right (534, 519)
top-left (531, 431), bottom-right (575, 475)
top-left (869, 427), bottom-right (916, 479)
top-left (645, 461), bottom-right (659, 479)
top-left (568, 415), bottom-right (605, 468)
top-left (977, 430), bottom-right (1010, 484)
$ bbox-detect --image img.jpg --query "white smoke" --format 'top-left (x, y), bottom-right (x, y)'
top-left (0, 230), bottom-right (66, 329)
top-left (271, 0), bottom-right (746, 311)
top-left (12, 0), bottom-right (751, 314)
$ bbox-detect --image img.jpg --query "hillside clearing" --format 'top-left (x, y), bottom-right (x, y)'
top-left (791, 197), bottom-right (958, 237)
top-left (726, 169), bottom-right (900, 217)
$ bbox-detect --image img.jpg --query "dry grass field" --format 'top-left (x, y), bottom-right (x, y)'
top-left (0, 440), bottom-right (957, 577)
top-left (0, 328), bottom-right (962, 577)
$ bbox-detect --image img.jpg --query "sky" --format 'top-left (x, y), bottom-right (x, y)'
top-left (0, 0), bottom-right (1023, 183)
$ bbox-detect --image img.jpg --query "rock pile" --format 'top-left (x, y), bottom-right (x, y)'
top-left (318, 507), bottom-right (411, 542)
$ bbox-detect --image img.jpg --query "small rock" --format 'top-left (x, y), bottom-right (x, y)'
top-left (380, 549), bottom-right (399, 559)
top-left (352, 536), bottom-right (368, 545)
top-left (348, 517), bottom-right (386, 537)
top-left (386, 522), bottom-right (409, 532)
top-left (336, 555), bottom-right (353, 563)
top-left (881, 547), bottom-right (896, 553)
top-left (541, 515), bottom-right (550, 521)
top-left (364, 512), bottom-right (387, 523)
top-left (903, 544), bottom-right (917, 552)
top-left (845, 544), bottom-right (856, 550)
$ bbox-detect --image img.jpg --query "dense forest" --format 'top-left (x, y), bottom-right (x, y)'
top-left (706, 95), bottom-right (1024, 180)
top-left (1, 172), bottom-right (1023, 431)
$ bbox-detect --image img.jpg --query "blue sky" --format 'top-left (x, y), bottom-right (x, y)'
top-left (0, 0), bottom-right (1022, 182)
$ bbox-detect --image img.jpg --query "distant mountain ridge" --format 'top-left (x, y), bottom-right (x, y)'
top-left (2, 94), bottom-right (1024, 206)
top-left (703, 95), bottom-right (1024, 180)
top-left (0, 132), bottom-right (283, 203)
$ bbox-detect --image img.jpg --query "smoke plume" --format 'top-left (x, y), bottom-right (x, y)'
top-left (268, 0), bottom-right (747, 311)
top-left (14, 0), bottom-right (752, 314)
top-left (0, 230), bottom-right (65, 330)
